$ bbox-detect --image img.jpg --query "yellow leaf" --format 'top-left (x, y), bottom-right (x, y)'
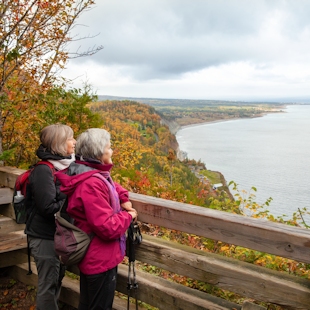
top-left (221, 245), bottom-right (230, 252)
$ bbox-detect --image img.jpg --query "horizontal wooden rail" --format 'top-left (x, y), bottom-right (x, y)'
top-left (117, 264), bottom-right (241, 310)
top-left (135, 235), bottom-right (310, 309)
top-left (130, 192), bottom-right (310, 264)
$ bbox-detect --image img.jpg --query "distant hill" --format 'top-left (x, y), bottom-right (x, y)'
top-left (97, 95), bottom-right (286, 107)
top-left (97, 95), bottom-right (310, 105)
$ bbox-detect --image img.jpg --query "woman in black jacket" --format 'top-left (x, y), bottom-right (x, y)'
top-left (25, 124), bottom-right (76, 310)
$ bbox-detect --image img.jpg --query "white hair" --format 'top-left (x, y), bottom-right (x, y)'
top-left (75, 128), bottom-right (110, 160)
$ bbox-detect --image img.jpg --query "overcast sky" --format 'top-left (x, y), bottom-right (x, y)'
top-left (63, 0), bottom-right (310, 102)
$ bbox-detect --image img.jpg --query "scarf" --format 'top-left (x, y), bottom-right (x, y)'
top-left (93, 172), bottom-right (126, 256)
top-left (48, 154), bottom-right (76, 171)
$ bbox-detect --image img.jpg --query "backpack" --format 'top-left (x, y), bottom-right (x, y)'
top-left (54, 172), bottom-right (120, 266)
top-left (54, 198), bottom-right (93, 266)
top-left (13, 161), bottom-right (55, 224)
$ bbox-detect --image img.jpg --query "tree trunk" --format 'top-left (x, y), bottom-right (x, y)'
top-left (0, 111), bottom-right (4, 165)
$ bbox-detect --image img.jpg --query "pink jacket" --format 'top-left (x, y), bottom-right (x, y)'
top-left (56, 161), bottom-right (132, 275)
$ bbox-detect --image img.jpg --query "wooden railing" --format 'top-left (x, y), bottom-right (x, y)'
top-left (1, 166), bottom-right (310, 310)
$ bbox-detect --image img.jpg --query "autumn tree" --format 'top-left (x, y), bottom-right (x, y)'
top-left (38, 85), bottom-right (103, 133)
top-left (3, 85), bottom-right (103, 167)
top-left (167, 149), bottom-right (176, 186)
top-left (0, 0), bottom-right (102, 162)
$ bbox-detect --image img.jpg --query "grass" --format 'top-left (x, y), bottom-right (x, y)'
top-left (200, 169), bottom-right (222, 185)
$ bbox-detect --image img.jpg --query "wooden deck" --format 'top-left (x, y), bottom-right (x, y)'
top-left (1, 166), bottom-right (310, 309)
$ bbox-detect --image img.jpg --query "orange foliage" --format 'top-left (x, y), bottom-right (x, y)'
top-left (0, 0), bottom-right (100, 159)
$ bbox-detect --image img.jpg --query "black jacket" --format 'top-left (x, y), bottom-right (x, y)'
top-left (24, 145), bottom-right (69, 240)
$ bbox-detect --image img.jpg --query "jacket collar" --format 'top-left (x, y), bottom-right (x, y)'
top-left (75, 155), bottom-right (113, 172)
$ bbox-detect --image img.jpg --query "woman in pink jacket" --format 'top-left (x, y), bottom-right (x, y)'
top-left (56, 128), bottom-right (137, 310)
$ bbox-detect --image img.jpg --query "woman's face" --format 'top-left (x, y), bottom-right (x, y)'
top-left (101, 141), bottom-right (113, 164)
top-left (66, 136), bottom-right (76, 155)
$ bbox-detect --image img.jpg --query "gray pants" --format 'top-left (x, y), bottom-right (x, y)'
top-left (29, 237), bottom-right (65, 310)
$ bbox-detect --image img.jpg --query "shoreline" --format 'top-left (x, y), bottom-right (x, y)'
top-left (174, 103), bottom-right (289, 134)
top-left (177, 117), bottom-right (245, 133)
top-left (174, 107), bottom-right (287, 162)
top-left (176, 107), bottom-right (288, 134)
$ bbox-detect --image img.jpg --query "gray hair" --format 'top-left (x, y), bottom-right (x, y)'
top-left (76, 128), bottom-right (110, 160)
top-left (40, 124), bottom-right (73, 156)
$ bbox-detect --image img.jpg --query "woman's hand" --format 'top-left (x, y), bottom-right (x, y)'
top-left (121, 201), bottom-right (138, 221)
top-left (128, 209), bottom-right (138, 221)
top-left (121, 201), bottom-right (134, 211)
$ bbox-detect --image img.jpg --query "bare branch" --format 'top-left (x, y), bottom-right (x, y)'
top-left (68, 45), bottom-right (104, 59)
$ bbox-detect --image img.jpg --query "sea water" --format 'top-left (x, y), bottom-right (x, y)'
top-left (176, 104), bottom-right (310, 219)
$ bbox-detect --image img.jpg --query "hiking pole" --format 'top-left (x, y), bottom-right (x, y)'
top-left (127, 261), bottom-right (138, 310)
top-left (127, 222), bottom-right (142, 310)
top-left (127, 258), bottom-right (139, 310)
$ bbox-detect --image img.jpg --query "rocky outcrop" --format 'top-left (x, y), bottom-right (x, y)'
top-left (176, 147), bottom-right (187, 161)
top-left (160, 118), bottom-right (181, 135)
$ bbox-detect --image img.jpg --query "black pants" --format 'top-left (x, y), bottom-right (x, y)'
top-left (78, 266), bottom-right (117, 310)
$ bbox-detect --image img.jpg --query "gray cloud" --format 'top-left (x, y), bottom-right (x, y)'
top-left (64, 0), bottom-right (310, 100)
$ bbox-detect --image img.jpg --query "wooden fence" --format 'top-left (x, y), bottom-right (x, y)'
top-left (1, 166), bottom-right (310, 310)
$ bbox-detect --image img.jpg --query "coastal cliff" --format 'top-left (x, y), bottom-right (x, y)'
top-left (161, 116), bottom-right (234, 200)
top-left (160, 118), bottom-right (181, 135)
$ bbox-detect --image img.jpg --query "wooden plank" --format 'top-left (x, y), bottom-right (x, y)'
top-left (0, 216), bottom-right (25, 234)
top-left (67, 264), bottom-right (241, 309)
top-left (112, 294), bottom-right (145, 310)
top-left (0, 166), bottom-right (24, 189)
top-left (0, 203), bottom-right (16, 219)
top-left (130, 192), bottom-right (310, 264)
top-left (0, 188), bottom-right (13, 204)
top-left (59, 271), bottom-right (80, 308)
top-left (0, 230), bottom-right (27, 253)
top-left (0, 230), bottom-right (26, 244)
top-left (117, 264), bottom-right (242, 310)
top-left (242, 301), bottom-right (267, 310)
top-left (0, 229), bottom-right (28, 267)
top-left (135, 234), bottom-right (310, 309)
top-left (0, 249), bottom-right (28, 268)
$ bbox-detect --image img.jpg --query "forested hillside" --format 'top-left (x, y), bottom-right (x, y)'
top-left (90, 100), bottom-right (222, 207)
